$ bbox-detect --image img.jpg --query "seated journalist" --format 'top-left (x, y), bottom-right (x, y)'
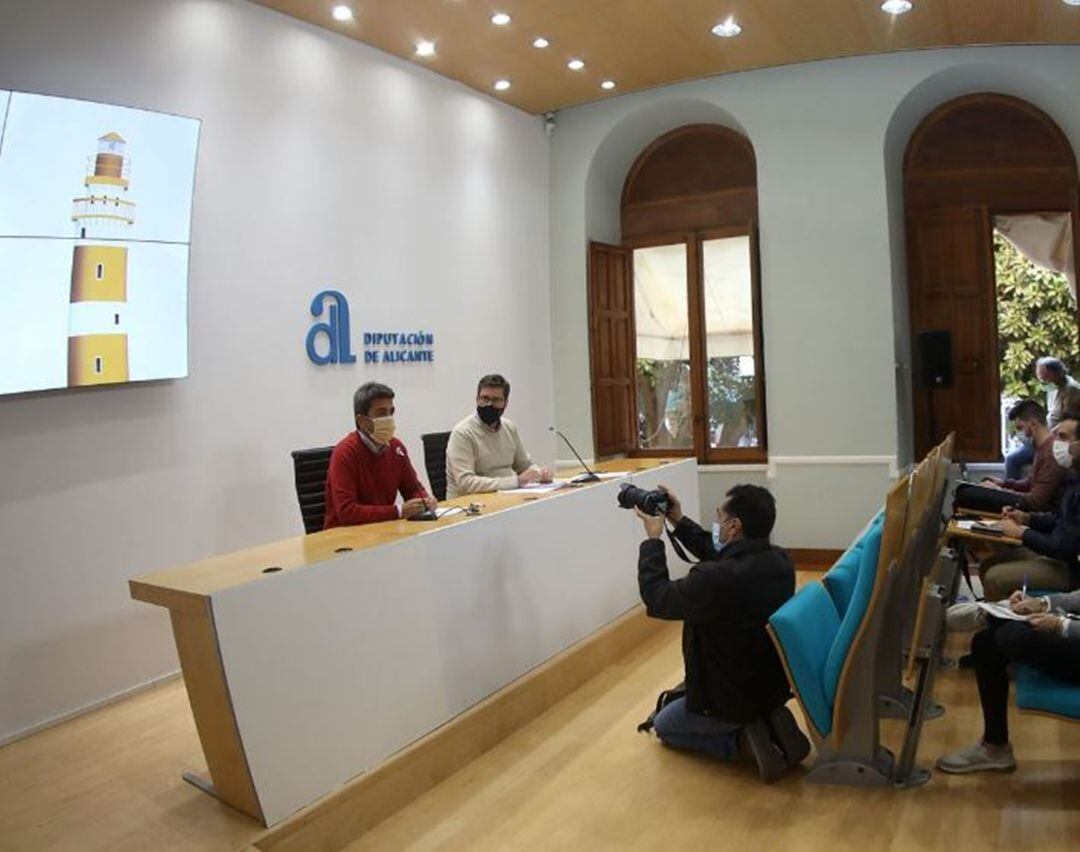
top-left (1003, 356), bottom-right (1080, 479)
top-left (954, 399), bottom-right (1067, 514)
top-left (938, 588), bottom-right (1080, 773)
top-left (446, 373), bottom-right (552, 498)
top-left (963, 415), bottom-right (1080, 603)
top-left (323, 382), bottom-right (436, 529)
top-left (635, 483), bottom-right (809, 782)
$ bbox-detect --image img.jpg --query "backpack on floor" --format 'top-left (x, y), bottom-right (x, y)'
top-left (636, 681), bottom-right (686, 733)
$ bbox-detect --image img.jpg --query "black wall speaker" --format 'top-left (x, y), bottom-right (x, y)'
top-left (917, 330), bottom-right (952, 389)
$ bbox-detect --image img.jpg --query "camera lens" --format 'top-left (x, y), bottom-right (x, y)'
top-left (617, 483), bottom-right (669, 517)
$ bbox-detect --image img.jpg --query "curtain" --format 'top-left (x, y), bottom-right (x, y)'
top-left (994, 213), bottom-right (1076, 298)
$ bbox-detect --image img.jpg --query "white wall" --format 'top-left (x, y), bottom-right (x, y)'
top-left (549, 45), bottom-right (1080, 548)
top-left (0, 0), bottom-right (552, 743)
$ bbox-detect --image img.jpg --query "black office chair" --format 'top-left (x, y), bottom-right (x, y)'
top-left (290, 446), bottom-right (334, 534)
top-left (421, 431), bottom-right (452, 502)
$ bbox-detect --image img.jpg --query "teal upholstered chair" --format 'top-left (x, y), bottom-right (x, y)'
top-left (1014, 666), bottom-right (1080, 722)
top-left (769, 475), bottom-right (922, 787)
top-left (769, 440), bottom-right (956, 789)
top-left (769, 521), bottom-right (892, 786)
top-left (822, 512), bottom-right (883, 619)
top-left (769, 582), bottom-right (839, 738)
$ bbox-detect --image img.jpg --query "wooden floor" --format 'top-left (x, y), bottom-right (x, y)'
top-left (2, 624), bottom-right (1079, 851)
top-left (339, 627), bottom-right (1080, 852)
top-left (0, 676), bottom-right (261, 851)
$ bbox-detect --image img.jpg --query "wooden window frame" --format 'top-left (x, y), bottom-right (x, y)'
top-left (624, 224), bottom-right (768, 465)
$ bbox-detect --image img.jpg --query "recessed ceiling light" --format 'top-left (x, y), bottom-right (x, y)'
top-left (881, 0), bottom-right (913, 14)
top-left (415, 40), bottom-right (436, 57)
top-left (493, 79), bottom-right (511, 91)
top-left (711, 17), bottom-right (742, 38)
top-left (567, 58), bottom-right (586, 71)
top-left (601, 80), bottom-right (616, 91)
top-left (533, 37), bottom-right (550, 48)
top-left (491, 12), bottom-right (511, 26)
top-left (331, 4), bottom-right (354, 22)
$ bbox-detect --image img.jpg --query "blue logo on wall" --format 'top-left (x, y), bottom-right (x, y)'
top-left (306, 290), bottom-right (357, 365)
top-left (306, 290), bottom-right (435, 366)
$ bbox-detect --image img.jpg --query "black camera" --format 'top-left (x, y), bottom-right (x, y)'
top-left (617, 483), bottom-right (670, 517)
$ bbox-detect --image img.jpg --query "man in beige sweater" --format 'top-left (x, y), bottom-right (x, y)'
top-left (446, 374), bottom-right (552, 497)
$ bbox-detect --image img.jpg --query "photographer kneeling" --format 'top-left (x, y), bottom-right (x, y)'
top-left (634, 483), bottom-right (809, 782)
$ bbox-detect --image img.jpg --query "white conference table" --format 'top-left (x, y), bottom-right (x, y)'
top-left (130, 457), bottom-right (699, 826)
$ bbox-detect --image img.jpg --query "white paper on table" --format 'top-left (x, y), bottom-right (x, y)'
top-left (975, 600), bottom-right (1030, 622)
top-left (955, 519), bottom-right (1005, 534)
top-left (566, 471), bottom-right (631, 483)
top-left (500, 481), bottom-right (569, 495)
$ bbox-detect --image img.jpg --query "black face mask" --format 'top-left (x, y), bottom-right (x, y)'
top-left (477, 405), bottom-right (503, 426)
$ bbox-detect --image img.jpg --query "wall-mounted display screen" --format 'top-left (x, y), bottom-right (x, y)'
top-left (0, 90), bottom-right (200, 396)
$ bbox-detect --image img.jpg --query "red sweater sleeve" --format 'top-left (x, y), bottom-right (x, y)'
top-left (327, 443), bottom-right (399, 526)
top-left (1017, 449), bottom-right (1067, 511)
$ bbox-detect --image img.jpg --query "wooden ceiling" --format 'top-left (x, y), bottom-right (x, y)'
top-left (251, 1), bottom-right (1080, 114)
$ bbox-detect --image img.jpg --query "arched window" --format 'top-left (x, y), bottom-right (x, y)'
top-left (588, 124), bottom-right (765, 463)
top-left (904, 94), bottom-right (1080, 461)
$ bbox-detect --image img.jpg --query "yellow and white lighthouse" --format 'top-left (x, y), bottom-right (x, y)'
top-left (69, 132), bottom-right (137, 386)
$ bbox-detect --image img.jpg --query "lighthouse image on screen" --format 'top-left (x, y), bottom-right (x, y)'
top-left (0, 91), bottom-right (200, 396)
top-left (69, 131), bottom-right (137, 386)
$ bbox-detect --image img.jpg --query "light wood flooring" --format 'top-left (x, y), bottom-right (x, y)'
top-left (339, 626), bottom-right (1080, 852)
top-left (2, 623), bottom-right (1078, 851)
top-left (0, 675), bottom-right (259, 851)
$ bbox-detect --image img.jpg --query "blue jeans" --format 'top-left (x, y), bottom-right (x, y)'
top-left (652, 696), bottom-right (740, 761)
top-left (1004, 441), bottom-right (1034, 481)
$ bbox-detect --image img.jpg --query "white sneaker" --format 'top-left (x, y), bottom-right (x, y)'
top-left (936, 741), bottom-right (1016, 774)
top-left (946, 602), bottom-right (987, 633)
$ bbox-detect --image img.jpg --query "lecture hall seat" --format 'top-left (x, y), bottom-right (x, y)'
top-left (1014, 666), bottom-right (1080, 722)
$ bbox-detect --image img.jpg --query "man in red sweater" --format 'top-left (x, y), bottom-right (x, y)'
top-left (323, 382), bottom-right (436, 528)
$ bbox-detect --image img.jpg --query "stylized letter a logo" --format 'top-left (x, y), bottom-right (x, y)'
top-left (306, 290), bottom-right (357, 366)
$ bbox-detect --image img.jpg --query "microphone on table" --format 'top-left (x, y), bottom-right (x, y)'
top-left (549, 426), bottom-right (600, 483)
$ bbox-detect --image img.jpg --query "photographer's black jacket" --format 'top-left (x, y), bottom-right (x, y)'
top-left (638, 517), bottom-right (795, 723)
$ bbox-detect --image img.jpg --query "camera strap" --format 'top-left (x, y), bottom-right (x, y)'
top-left (664, 521), bottom-right (699, 565)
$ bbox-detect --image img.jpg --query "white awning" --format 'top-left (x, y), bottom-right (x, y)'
top-left (633, 236), bottom-right (753, 361)
top-left (994, 213), bottom-right (1076, 298)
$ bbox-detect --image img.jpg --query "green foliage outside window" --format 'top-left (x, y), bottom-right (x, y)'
top-left (634, 356), bottom-right (757, 448)
top-left (995, 232), bottom-right (1079, 400)
top-left (707, 357), bottom-right (757, 446)
top-left (635, 358), bottom-right (691, 447)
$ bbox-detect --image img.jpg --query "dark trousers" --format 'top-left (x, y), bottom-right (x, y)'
top-left (953, 483), bottom-right (1025, 514)
top-left (652, 696), bottom-right (740, 761)
top-left (972, 619), bottom-right (1080, 746)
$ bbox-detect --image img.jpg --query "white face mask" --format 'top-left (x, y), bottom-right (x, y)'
top-left (369, 415), bottom-right (396, 445)
top-left (713, 518), bottom-right (736, 552)
top-left (1052, 439), bottom-right (1072, 470)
